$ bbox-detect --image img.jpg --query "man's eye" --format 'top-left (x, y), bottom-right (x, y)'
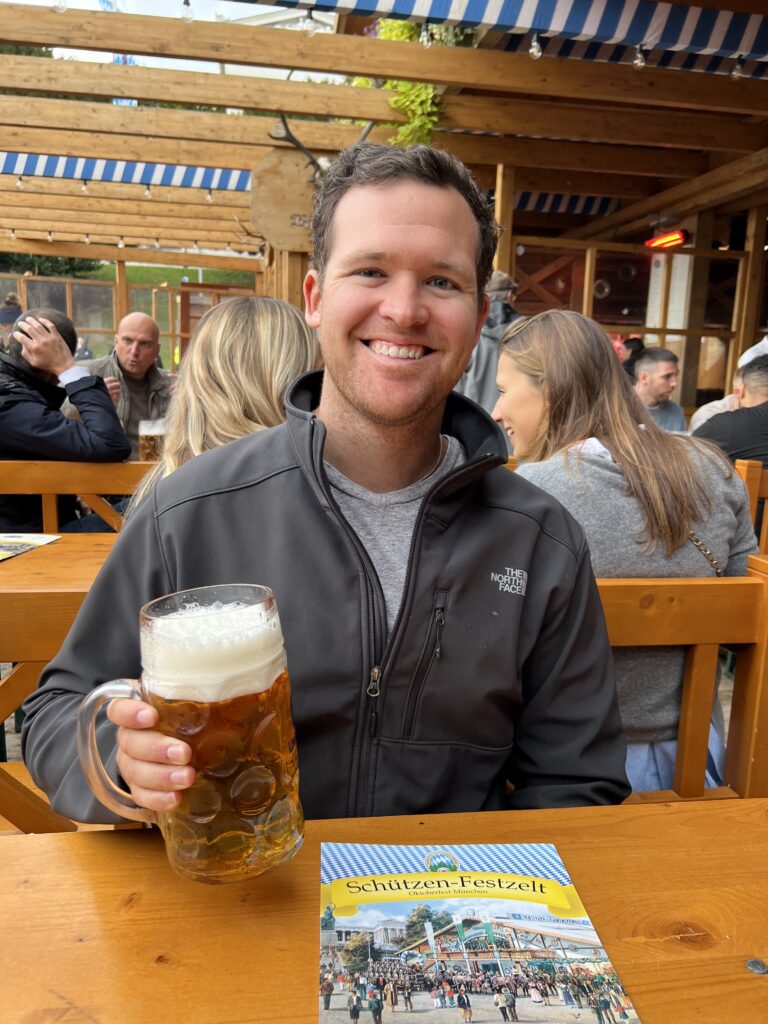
top-left (430, 277), bottom-right (456, 290)
top-left (356, 268), bottom-right (383, 278)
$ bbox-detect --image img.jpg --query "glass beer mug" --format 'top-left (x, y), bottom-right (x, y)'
top-left (77, 584), bottom-right (304, 884)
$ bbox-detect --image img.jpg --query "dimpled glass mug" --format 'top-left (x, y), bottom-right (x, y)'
top-left (77, 584), bottom-right (304, 884)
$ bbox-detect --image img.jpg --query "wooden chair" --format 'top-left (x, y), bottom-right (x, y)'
top-left (598, 573), bottom-right (768, 802)
top-left (0, 459), bottom-right (153, 532)
top-left (735, 458), bottom-right (768, 554)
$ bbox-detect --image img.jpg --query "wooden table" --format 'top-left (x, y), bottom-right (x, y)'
top-left (1, 800), bottom-right (767, 1023)
top-left (0, 533), bottom-right (116, 663)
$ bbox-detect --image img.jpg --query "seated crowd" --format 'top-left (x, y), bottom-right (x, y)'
top-left (3, 142), bottom-right (764, 828)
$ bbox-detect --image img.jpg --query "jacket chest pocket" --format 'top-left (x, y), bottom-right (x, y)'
top-left (400, 589), bottom-right (448, 740)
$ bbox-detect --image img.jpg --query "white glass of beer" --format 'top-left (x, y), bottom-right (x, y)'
top-left (77, 584), bottom-right (304, 884)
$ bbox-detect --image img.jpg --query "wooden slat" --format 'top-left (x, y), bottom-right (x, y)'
top-left (0, 460), bottom-right (152, 494)
top-left (673, 644), bottom-right (720, 798)
top-left (597, 577), bottom-right (763, 646)
top-left (735, 459), bottom-right (762, 522)
top-left (3, 5), bottom-right (768, 116)
top-left (0, 237), bottom-right (259, 271)
top-left (0, 766), bottom-right (77, 833)
top-left (0, 663), bottom-right (44, 723)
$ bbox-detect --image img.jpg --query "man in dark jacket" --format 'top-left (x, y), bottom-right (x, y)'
top-left (23, 144), bottom-right (629, 824)
top-left (0, 308), bottom-right (131, 531)
top-left (693, 354), bottom-right (768, 465)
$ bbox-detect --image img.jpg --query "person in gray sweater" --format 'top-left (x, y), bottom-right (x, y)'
top-left (491, 309), bottom-right (756, 793)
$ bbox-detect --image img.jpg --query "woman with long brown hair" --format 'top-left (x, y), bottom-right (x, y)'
top-left (492, 309), bottom-right (756, 792)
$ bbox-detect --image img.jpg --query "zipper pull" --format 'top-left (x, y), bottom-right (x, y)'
top-left (434, 608), bottom-right (445, 659)
top-left (367, 665), bottom-right (381, 697)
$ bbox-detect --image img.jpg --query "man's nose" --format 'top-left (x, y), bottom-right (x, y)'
top-left (378, 278), bottom-right (428, 327)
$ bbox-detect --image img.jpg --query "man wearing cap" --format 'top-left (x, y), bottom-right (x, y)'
top-left (454, 269), bottom-right (522, 416)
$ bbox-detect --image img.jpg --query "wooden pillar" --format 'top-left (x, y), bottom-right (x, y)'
top-left (273, 250), bottom-right (308, 311)
top-left (115, 259), bottom-right (129, 324)
top-left (680, 210), bottom-right (715, 407)
top-left (735, 205), bottom-right (768, 362)
top-left (493, 164), bottom-right (515, 278)
top-left (582, 246), bottom-right (597, 318)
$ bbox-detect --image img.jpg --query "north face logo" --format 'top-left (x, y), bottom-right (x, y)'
top-left (490, 566), bottom-right (528, 595)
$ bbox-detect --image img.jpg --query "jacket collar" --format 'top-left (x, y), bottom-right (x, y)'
top-left (284, 369), bottom-right (508, 506)
top-left (0, 350), bottom-right (66, 408)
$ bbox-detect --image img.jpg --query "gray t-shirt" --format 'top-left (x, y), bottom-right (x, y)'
top-left (325, 436), bottom-right (466, 632)
top-left (645, 399), bottom-right (686, 432)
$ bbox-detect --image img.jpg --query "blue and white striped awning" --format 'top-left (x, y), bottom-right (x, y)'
top-left (2, 152), bottom-right (616, 216)
top-left (1, 152), bottom-right (251, 191)
top-left (250, 0), bottom-right (768, 76)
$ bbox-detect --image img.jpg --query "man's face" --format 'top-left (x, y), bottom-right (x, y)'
top-left (304, 182), bottom-right (488, 430)
top-left (638, 360), bottom-right (678, 406)
top-left (114, 314), bottom-right (159, 380)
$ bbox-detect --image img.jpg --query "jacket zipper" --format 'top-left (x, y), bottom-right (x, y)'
top-left (402, 596), bottom-right (447, 740)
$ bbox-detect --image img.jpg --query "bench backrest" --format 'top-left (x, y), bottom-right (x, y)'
top-left (735, 459), bottom-right (768, 554)
top-left (0, 460), bottom-right (153, 531)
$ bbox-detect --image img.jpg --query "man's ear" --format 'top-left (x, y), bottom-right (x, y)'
top-left (473, 293), bottom-right (490, 344)
top-left (304, 269), bottom-right (322, 329)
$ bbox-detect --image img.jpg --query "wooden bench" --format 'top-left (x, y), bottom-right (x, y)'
top-left (0, 459), bottom-right (153, 531)
top-left (735, 458), bottom-right (768, 554)
top-left (2, 572), bottom-right (767, 833)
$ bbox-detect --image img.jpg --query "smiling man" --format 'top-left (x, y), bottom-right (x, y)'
top-left (23, 144), bottom-right (630, 824)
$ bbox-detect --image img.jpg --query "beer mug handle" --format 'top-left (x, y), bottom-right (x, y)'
top-left (76, 680), bottom-right (158, 825)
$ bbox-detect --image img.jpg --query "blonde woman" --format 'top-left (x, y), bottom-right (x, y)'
top-left (130, 296), bottom-right (318, 509)
top-left (491, 309), bottom-right (756, 793)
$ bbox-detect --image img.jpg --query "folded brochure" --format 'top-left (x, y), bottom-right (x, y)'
top-left (0, 533), bottom-right (60, 562)
top-left (320, 842), bottom-right (638, 1020)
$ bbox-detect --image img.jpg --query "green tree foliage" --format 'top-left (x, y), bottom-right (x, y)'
top-left (341, 932), bottom-right (381, 973)
top-left (400, 905), bottom-right (454, 949)
top-left (0, 254), bottom-right (100, 277)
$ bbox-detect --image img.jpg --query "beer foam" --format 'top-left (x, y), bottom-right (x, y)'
top-left (141, 600), bottom-right (286, 702)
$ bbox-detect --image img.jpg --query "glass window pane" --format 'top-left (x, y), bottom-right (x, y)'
top-left (25, 280), bottom-right (66, 311)
top-left (514, 247), bottom-right (586, 316)
top-left (71, 283), bottom-right (114, 333)
top-left (592, 252), bottom-right (650, 327)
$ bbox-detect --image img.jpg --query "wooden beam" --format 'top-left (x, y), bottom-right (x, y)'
top-left (6, 192), bottom-right (251, 223)
top-left (0, 97), bottom-right (706, 176)
top-left (565, 147), bottom-right (768, 241)
top-left (0, 217), bottom-right (256, 246)
top-left (736, 205), bottom-right (768, 359)
top-left (0, 237), bottom-right (260, 272)
top-left (2, 5), bottom-right (767, 116)
top-left (0, 174), bottom-right (249, 208)
top-left (493, 165), bottom-right (515, 277)
top-left (1, 54), bottom-right (761, 154)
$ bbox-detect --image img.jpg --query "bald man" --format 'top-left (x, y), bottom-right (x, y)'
top-left (85, 312), bottom-right (171, 458)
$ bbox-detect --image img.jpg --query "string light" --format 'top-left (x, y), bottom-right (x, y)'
top-left (419, 22), bottom-right (432, 48)
top-left (181, 0), bottom-right (193, 23)
top-left (84, 233), bottom-right (91, 244)
top-left (633, 45), bottom-right (647, 69)
top-left (301, 9), bottom-right (318, 37)
top-left (154, 238), bottom-right (161, 248)
top-left (117, 236), bottom-right (125, 249)
top-left (52, 0), bottom-right (67, 11)
top-left (16, 176), bottom-right (24, 191)
top-left (80, 179), bottom-right (89, 194)
top-left (144, 184), bottom-right (152, 198)
top-left (206, 188), bottom-right (214, 203)
top-left (10, 228), bottom-right (16, 240)
top-left (529, 33), bottom-right (542, 60)
top-left (731, 56), bottom-right (744, 80)
top-left (47, 230), bottom-right (53, 242)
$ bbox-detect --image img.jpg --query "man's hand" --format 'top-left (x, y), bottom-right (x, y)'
top-left (103, 376), bottom-right (122, 405)
top-left (13, 316), bottom-right (75, 378)
top-left (107, 695), bottom-right (195, 813)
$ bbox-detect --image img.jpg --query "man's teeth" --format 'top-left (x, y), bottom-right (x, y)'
top-left (369, 340), bottom-right (426, 360)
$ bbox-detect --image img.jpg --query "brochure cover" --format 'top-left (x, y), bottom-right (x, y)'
top-left (319, 842), bottom-right (639, 1022)
top-left (0, 533), bottom-right (60, 562)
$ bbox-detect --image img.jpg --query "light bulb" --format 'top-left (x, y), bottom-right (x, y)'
top-left (731, 56), bottom-right (744, 80)
top-left (84, 234), bottom-right (91, 244)
top-left (10, 228), bottom-right (16, 240)
top-left (181, 0), bottom-right (193, 23)
top-left (81, 179), bottom-right (89, 194)
top-left (52, 0), bottom-right (67, 11)
top-left (419, 23), bottom-right (432, 48)
top-left (302, 10), bottom-right (317, 37)
top-left (16, 176), bottom-right (23, 191)
top-left (47, 230), bottom-right (53, 242)
top-left (206, 188), bottom-right (214, 203)
top-left (154, 238), bottom-right (161, 248)
top-left (144, 184), bottom-right (152, 198)
top-left (117, 236), bottom-right (125, 249)
top-left (633, 45), bottom-right (647, 69)
top-left (529, 33), bottom-right (542, 60)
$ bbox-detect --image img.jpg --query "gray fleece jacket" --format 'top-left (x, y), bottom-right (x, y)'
top-left (517, 443), bottom-right (757, 742)
top-left (22, 372), bottom-right (629, 823)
